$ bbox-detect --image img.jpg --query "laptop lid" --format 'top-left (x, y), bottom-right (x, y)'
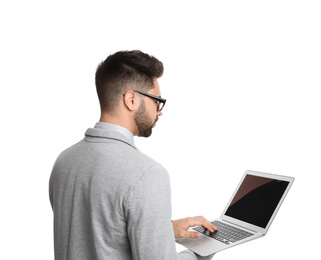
top-left (221, 170), bottom-right (294, 234)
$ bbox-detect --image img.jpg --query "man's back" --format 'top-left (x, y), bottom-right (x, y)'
top-left (49, 126), bottom-right (176, 259)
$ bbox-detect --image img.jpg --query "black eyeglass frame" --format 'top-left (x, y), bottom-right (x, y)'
top-left (133, 90), bottom-right (166, 111)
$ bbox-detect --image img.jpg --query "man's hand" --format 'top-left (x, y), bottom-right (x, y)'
top-left (172, 216), bottom-right (218, 239)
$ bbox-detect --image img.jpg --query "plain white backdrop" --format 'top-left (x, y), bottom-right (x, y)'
top-left (1, 0), bottom-right (320, 259)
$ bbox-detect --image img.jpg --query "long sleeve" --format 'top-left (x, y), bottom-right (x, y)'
top-left (124, 163), bottom-right (214, 260)
top-left (50, 127), bottom-right (214, 260)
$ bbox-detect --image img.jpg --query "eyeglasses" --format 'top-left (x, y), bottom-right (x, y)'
top-left (133, 90), bottom-right (166, 111)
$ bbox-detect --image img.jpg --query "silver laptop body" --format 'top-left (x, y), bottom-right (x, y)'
top-left (176, 170), bottom-right (294, 256)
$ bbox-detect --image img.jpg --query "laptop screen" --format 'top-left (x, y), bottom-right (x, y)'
top-left (224, 174), bottom-right (290, 228)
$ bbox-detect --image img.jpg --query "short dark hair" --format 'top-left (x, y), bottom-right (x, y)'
top-left (95, 50), bottom-right (164, 113)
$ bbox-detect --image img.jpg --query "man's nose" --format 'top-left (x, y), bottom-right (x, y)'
top-left (157, 110), bottom-right (163, 117)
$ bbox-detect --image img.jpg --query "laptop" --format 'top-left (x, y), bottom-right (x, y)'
top-left (176, 170), bottom-right (294, 256)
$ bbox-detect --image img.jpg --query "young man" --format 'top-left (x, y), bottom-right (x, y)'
top-left (49, 50), bottom-right (216, 259)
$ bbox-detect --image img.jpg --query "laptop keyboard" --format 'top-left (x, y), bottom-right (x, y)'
top-left (193, 220), bottom-right (254, 245)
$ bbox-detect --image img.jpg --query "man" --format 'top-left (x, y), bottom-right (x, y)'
top-left (49, 50), bottom-right (216, 259)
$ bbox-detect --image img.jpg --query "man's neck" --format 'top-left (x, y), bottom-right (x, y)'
top-left (99, 113), bottom-right (137, 136)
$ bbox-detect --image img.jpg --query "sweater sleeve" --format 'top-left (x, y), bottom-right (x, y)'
top-left (124, 163), bottom-right (214, 260)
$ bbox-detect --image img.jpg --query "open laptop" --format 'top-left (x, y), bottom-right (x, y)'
top-left (176, 170), bottom-right (294, 256)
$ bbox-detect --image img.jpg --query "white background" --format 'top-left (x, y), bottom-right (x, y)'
top-left (1, 0), bottom-right (320, 259)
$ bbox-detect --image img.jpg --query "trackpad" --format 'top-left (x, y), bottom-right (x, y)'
top-left (176, 236), bottom-right (218, 256)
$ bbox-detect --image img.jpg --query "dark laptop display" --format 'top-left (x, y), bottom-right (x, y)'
top-left (225, 174), bottom-right (290, 228)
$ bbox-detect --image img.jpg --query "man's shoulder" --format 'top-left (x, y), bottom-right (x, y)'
top-left (120, 145), bottom-right (167, 175)
top-left (54, 134), bottom-right (166, 172)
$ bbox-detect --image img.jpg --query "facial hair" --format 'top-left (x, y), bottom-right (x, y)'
top-left (134, 100), bottom-right (157, 138)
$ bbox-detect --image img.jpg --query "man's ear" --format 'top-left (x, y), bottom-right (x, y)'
top-left (123, 91), bottom-right (139, 111)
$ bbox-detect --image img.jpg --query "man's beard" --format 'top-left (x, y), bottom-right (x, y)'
top-left (134, 101), bottom-right (157, 138)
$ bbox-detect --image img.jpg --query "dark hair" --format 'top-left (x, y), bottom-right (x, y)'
top-left (95, 50), bottom-right (164, 113)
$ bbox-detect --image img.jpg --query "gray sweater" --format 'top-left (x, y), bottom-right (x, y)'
top-left (49, 124), bottom-right (213, 260)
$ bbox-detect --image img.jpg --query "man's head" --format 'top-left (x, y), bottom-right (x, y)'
top-left (95, 50), bottom-right (165, 137)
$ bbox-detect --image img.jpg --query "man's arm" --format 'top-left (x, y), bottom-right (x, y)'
top-left (124, 163), bottom-right (215, 260)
